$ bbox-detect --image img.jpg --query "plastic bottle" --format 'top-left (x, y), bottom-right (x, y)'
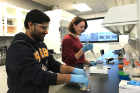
top-left (126, 61), bottom-right (131, 71)
top-left (134, 61), bottom-right (139, 68)
top-left (124, 63), bottom-right (128, 71)
top-left (137, 64), bottom-right (140, 72)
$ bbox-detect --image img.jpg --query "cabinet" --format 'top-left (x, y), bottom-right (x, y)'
top-left (3, 3), bottom-right (18, 36)
top-left (0, 2), bottom-right (2, 36)
top-left (21, 9), bottom-right (29, 33)
top-left (0, 3), bottom-right (29, 36)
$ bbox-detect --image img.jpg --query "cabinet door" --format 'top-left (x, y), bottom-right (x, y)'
top-left (21, 9), bottom-right (29, 33)
top-left (0, 2), bottom-right (2, 36)
top-left (3, 3), bottom-right (18, 36)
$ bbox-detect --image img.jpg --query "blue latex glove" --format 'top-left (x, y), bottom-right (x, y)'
top-left (135, 81), bottom-right (140, 86)
top-left (81, 42), bottom-right (93, 52)
top-left (72, 68), bottom-right (87, 78)
top-left (127, 79), bottom-right (137, 85)
top-left (90, 61), bottom-right (96, 66)
top-left (70, 74), bottom-right (89, 88)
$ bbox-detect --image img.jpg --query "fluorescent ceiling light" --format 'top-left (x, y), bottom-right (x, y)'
top-left (72, 3), bottom-right (92, 12)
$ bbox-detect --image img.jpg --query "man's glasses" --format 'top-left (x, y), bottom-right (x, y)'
top-left (78, 25), bottom-right (85, 30)
top-left (34, 23), bottom-right (49, 31)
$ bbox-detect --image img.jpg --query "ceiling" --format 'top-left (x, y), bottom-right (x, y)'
top-left (32, 0), bottom-right (138, 16)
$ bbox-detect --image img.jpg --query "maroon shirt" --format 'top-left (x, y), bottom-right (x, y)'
top-left (62, 34), bottom-right (85, 66)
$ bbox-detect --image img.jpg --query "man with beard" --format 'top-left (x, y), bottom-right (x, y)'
top-left (6, 9), bottom-right (89, 93)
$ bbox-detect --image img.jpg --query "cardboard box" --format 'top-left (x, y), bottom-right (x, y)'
top-left (119, 80), bottom-right (140, 93)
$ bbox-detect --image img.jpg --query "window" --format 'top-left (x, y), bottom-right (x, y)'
top-left (79, 17), bottom-right (119, 43)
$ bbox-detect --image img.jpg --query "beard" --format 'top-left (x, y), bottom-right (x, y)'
top-left (31, 28), bottom-right (45, 42)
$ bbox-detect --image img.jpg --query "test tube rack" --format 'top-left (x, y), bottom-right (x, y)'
top-left (89, 66), bottom-right (110, 74)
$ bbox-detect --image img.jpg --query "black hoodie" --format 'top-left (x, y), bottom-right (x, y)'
top-left (6, 33), bottom-right (62, 93)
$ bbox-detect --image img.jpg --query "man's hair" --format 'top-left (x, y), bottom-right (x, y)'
top-left (68, 16), bottom-right (88, 33)
top-left (24, 9), bottom-right (50, 29)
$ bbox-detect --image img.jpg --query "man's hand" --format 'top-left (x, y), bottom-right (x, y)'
top-left (72, 68), bottom-right (87, 78)
top-left (70, 74), bottom-right (89, 88)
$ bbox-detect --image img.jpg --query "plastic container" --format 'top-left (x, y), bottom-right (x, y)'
top-left (118, 65), bottom-right (123, 69)
top-left (118, 71), bottom-right (129, 80)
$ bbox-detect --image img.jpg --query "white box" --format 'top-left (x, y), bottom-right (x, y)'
top-left (119, 80), bottom-right (140, 93)
top-left (89, 66), bottom-right (110, 74)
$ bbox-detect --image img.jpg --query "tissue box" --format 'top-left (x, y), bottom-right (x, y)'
top-left (119, 80), bottom-right (140, 93)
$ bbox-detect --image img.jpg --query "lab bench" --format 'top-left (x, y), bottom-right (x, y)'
top-left (56, 50), bottom-right (122, 93)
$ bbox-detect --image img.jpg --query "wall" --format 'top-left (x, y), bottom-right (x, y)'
top-left (0, 0), bottom-right (50, 11)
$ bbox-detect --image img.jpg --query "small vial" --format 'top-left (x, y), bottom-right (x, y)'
top-left (96, 60), bottom-right (99, 69)
top-left (99, 60), bottom-right (100, 69)
top-left (101, 61), bottom-right (103, 69)
top-left (100, 61), bottom-right (102, 69)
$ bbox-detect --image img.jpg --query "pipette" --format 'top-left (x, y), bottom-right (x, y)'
top-left (90, 49), bottom-right (97, 59)
top-left (87, 42), bottom-right (97, 59)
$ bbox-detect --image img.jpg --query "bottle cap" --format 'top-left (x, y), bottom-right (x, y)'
top-left (135, 61), bottom-right (139, 63)
top-left (137, 64), bottom-right (140, 66)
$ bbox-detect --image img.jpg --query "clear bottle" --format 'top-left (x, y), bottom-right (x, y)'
top-left (137, 64), bottom-right (140, 72)
top-left (126, 61), bottom-right (131, 69)
top-left (134, 61), bottom-right (139, 68)
top-left (124, 63), bottom-right (128, 71)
